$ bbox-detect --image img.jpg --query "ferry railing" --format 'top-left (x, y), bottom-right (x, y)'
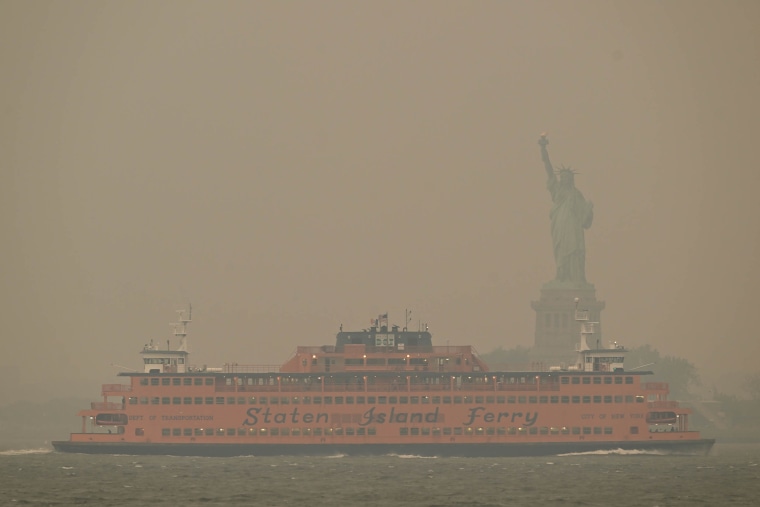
top-left (648, 400), bottom-right (679, 409)
top-left (101, 384), bottom-right (131, 393)
top-left (214, 381), bottom-right (561, 393)
top-left (224, 364), bottom-right (281, 373)
top-left (90, 402), bottom-right (124, 410)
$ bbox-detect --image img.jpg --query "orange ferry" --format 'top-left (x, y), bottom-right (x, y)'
top-left (53, 305), bottom-right (714, 456)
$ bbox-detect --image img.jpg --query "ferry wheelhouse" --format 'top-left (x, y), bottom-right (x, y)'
top-left (53, 306), bottom-right (714, 456)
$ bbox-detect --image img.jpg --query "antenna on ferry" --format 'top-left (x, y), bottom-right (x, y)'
top-left (172, 304), bottom-right (192, 352)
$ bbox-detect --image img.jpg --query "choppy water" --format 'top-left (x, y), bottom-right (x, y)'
top-left (1, 444), bottom-right (758, 506)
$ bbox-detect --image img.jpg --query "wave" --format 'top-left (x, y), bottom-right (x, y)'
top-left (0, 448), bottom-right (53, 456)
top-left (387, 453), bottom-right (438, 459)
top-left (557, 448), bottom-right (667, 457)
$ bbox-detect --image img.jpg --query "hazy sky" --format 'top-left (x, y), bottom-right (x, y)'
top-left (2, 1), bottom-right (759, 405)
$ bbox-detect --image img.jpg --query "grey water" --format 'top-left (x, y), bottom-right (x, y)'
top-left (1, 444), bottom-right (758, 506)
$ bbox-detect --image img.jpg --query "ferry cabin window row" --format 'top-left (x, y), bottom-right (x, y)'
top-left (128, 394), bottom-right (647, 405)
top-left (136, 376), bottom-right (637, 387)
top-left (147, 425), bottom-right (625, 437)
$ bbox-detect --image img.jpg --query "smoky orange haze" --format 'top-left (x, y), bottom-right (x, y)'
top-left (1, 1), bottom-right (758, 405)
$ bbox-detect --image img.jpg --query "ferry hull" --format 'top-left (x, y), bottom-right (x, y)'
top-left (52, 438), bottom-right (715, 457)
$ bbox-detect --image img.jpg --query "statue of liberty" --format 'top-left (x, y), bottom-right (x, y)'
top-left (538, 134), bottom-right (594, 285)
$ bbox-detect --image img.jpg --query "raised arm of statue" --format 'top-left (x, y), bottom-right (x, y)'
top-left (538, 134), bottom-right (554, 179)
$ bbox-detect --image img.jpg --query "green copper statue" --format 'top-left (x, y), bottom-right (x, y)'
top-left (538, 134), bottom-right (594, 285)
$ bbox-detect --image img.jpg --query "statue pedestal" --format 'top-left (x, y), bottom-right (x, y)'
top-left (529, 281), bottom-right (605, 366)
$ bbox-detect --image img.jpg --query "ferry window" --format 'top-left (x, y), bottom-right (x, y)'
top-left (237, 428), bottom-right (246, 436)
top-left (572, 396), bottom-right (580, 404)
top-left (614, 396), bottom-right (623, 403)
top-left (615, 377), bottom-right (623, 384)
top-left (378, 396), bottom-right (387, 404)
top-left (571, 377), bottom-right (580, 385)
top-left (172, 378), bottom-right (181, 386)
top-left (593, 396), bottom-right (601, 403)
top-left (604, 396), bottom-right (612, 404)
top-left (527, 396), bottom-right (536, 404)
top-left (582, 377), bottom-right (591, 384)
top-left (172, 397), bottom-right (181, 404)
top-left (561, 396), bottom-right (569, 403)
top-left (194, 378), bottom-right (203, 386)
top-left (205, 397), bottom-right (213, 404)
top-left (367, 397), bottom-right (375, 404)
top-left (454, 428), bottom-right (463, 435)
top-left (497, 427), bottom-right (505, 435)
top-left (356, 396), bottom-right (365, 404)
top-left (225, 378), bottom-right (232, 386)
top-left (399, 397), bottom-right (408, 404)
top-left (433, 396), bottom-right (441, 404)
top-left (204, 378), bottom-right (213, 386)
top-left (593, 377), bottom-right (601, 384)
top-left (140, 397), bottom-right (148, 404)
top-left (561, 377), bottom-right (569, 384)
top-left (183, 378), bottom-right (192, 386)
top-left (507, 396), bottom-right (516, 404)
top-left (194, 428), bottom-right (203, 436)
top-left (226, 428), bottom-right (235, 436)
top-left (129, 397), bottom-right (138, 405)
top-left (604, 427), bottom-right (613, 435)
top-left (443, 428), bottom-right (452, 436)
top-left (238, 397), bottom-right (245, 405)
top-left (151, 378), bottom-right (159, 386)
top-left (162, 397), bottom-right (170, 404)
top-left (260, 397), bottom-right (268, 404)
top-left (550, 396), bottom-right (558, 404)
top-left (593, 427), bottom-right (602, 435)
top-left (518, 396), bottom-right (526, 404)
top-left (172, 428), bottom-right (181, 436)
top-left (227, 397), bottom-right (236, 404)
top-left (216, 428), bottom-right (224, 436)
top-left (411, 396), bottom-right (420, 404)
top-left (486, 396), bottom-right (494, 404)
top-left (625, 377), bottom-right (634, 384)
top-left (561, 427), bottom-right (570, 435)
top-left (356, 428), bottom-right (365, 436)
top-left (454, 396), bottom-right (463, 404)
top-left (280, 397), bottom-right (289, 405)
top-left (635, 396), bottom-right (645, 403)
top-left (410, 427), bottom-right (420, 436)
top-left (389, 396), bottom-right (398, 404)
top-left (324, 397), bottom-right (333, 404)
top-left (625, 395), bottom-right (634, 403)
top-left (151, 397), bottom-right (160, 405)
top-left (202, 428), bottom-right (212, 436)
top-left (270, 397), bottom-right (279, 404)
top-left (475, 396), bottom-right (484, 404)
top-left (313, 428), bottom-right (322, 436)
top-left (630, 426), bottom-right (639, 434)
top-left (335, 397), bottom-right (344, 405)
top-left (461, 396), bottom-right (471, 404)
top-left (582, 396), bottom-right (591, 403)
top-left (215, 397), bottom-right (224, 404)
top-left (582, 427), bottom-right (591, 435)
top-left (496, 396), bottom-right (505, 404)
top-left (325, 428), bottom-right (333, 436)
top-left (184, 428), bottom-right (192, 436)
top-left (162, 428), bottom-right (170, 436)
top-left (399, 427), bottom-right (409, 436)
top-left (529, 427), bottom-right (538, 435)
top-left (571, 427), bottom-right (580, 435)
top-left (291, 397), bottom-right (300, 404)
top-left (604, 377), bottom-right (612, 384)
top-left (539, 427), bottom-right (549, 435)
top-left (140, 378), bottom-right (149, 386)
top-left (162, 378), bottom-right (170, 386)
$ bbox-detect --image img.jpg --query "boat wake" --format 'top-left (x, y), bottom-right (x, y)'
top-left (0, 448), bottom-right (53, 456)
top-left (387, 454), bottom-right (438, 459)
top-left (557, 448), bottom-right (667, 457)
